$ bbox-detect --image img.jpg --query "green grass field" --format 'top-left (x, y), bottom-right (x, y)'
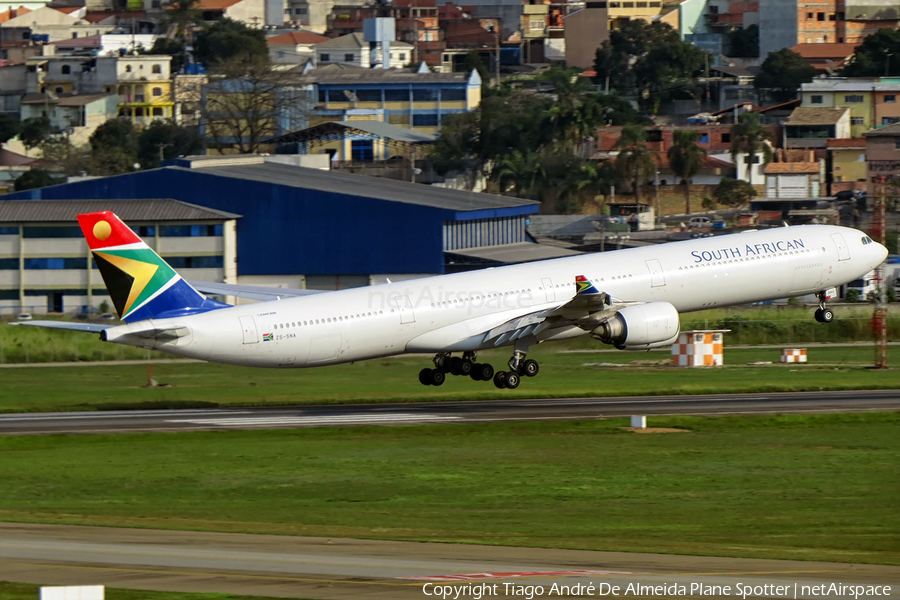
top-left (0, 582), bottom-right (293, 600)
top-left (0, 345), bottom-right (898, 412)
top-left (0, 413), bottom-right (897, 564)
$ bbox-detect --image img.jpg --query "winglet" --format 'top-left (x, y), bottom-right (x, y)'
top-left (575, 275), bottom-right (600, 295)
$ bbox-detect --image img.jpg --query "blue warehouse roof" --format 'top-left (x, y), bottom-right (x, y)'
top-left (2, 160), bottom-right (539, 276)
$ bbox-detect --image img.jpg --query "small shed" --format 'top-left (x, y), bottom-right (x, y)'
top-left (672, 330), bottom-right (729, 367)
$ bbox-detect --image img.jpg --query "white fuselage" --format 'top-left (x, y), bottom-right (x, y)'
top-left (106, 225), bottom-right (887, 367)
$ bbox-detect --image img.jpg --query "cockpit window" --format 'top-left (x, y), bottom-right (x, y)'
top-left (861, 236), bottom-right (873, 245)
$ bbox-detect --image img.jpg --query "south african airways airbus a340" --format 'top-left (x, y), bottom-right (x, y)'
top-left (20, 211), bottom-right (887, 389)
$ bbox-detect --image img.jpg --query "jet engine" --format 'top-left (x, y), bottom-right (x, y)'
top-left (591, 302), bottom-right (680, 351)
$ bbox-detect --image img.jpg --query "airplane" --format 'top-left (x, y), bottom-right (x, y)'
top-left (17, 211), bottom-right (887, 390)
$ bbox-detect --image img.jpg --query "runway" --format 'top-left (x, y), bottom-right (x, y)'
top-left (1, 523), bottom-right (897, 600)
top-left (1, 389), bottom-right (898, 435)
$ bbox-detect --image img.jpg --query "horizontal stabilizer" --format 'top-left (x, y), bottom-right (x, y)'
top-left (12, 320), bottom-right (111, 333)
top-left (188, 281), bottom-right (325, 301)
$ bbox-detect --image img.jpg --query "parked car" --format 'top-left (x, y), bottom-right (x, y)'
top-left (833, 190), bottom-right (857, 201)
top-left (688, 217), bottom-right (712, 228)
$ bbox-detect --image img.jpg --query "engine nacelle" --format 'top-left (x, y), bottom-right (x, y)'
top-left (591, 302), bottom-right (680, 351)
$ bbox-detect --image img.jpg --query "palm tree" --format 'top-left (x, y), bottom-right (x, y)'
top-left (614, 125), bottom-right (656, 203)
top-left (492, 150), bottom-right (544, 198)
top-left (729, 112), bottom-right (774, 182)
top-left (667, 130), bottom-right (707, 215)
top-left (159, 0), bottom-right (203, 50)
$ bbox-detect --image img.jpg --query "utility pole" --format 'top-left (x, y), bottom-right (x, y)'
top-left (872, 176), bottom-right (888, 368)
top-left (494, 26), bottom-right (500, 85)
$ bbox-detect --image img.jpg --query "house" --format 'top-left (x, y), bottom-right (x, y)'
top-left (20, 92), bottom-right (118, 145)
top-left (784, 106), bottom-right (851, 148)
top-left (864, 121), bottom-right (900, 196)
top-left (764, 160), bottom-right (822, 198)
top-left (314, 32), bottom-right (413, 69)
top-left (826, 137), bottom-right (866, 193)
top-left (267, 30), bottom-right (328, 65)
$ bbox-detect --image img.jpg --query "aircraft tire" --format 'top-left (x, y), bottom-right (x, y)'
top-left (458, 359), bottom-right (473, 376)
top-left (493, 371), bottom-right (508, 389)
top-left (430, 369), bottom-right (446, 386)
top-left (419, 368), bottom-right (433, 386)
top-left (473, 363), bottom-right (494, 382)
top-left (505, 372), bottom-right (521, 389)
top-left (522, 359), bottom-right (539, 377)
top-left (449, 356), bottom-right (463, 375)
top-left (821, 308), bottom-right (835, 323)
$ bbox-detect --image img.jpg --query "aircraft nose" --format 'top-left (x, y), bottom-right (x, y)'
top-left (874, 241), bottom-right (888, 264)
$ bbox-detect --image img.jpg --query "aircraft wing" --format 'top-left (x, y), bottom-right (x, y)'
top-left (11, 320), bottom-right (111, 333)
top-left (481, 275), bottom-right (616, 347)
top-left (188, 281), bottom-right (326, 301)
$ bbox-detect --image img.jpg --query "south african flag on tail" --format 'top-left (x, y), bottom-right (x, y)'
top-left (78, 211), bottom-right (229, 322)
top-left (575, 275), bottom-right (600, 296)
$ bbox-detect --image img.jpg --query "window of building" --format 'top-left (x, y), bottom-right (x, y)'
top-left (817, 12), bottom-right (825, 20)
top-left (441, 88), bottom-right (466, 101)
top-left (699, 133), bottom-right (709, 143)
top-left (130, 225), bottom-right (155, 237)
top-left (850, 116), bottom-right (865, 126)
top-left (24, 257), bottom-right (88, 269)
top-left (0, 227), bottom-right (17, 235)
top-left (884, 117), bottom-right (900, 125)
top-left (413, 113), bottom-right (439, 126)
top-left (327, 89), bottom-right (346, 102)
top-left (385, 89), bottom-right (409, 102)
top-left (413, 88), bottom-right (438, 101)
top-left (398, 52), bottom-right (407, 61)
top-left (23, 226), bottom-right (82, 238)
top-left (811, 94), bottom-right (823, 104)
top-left (885, 94), bottom-right (896, 103)
top-left (844, 94), bottom-right (864, 103)
top-left (636, 1), bottom-right (647, 6)
top-left (125, 64), bottom-right (132, 72)
top-left (159, 224), bottom-right (223, 237)
top-left (355, 89), bottom-right (381, 102)
top-left (152, 87), bottom-right (163, 96)
top-left (55, 87), bottom-right (64, 94)
top-left (529, 19), bottom-right (543, 30)
top-left (343, 53), bottom-right (354, 62)
top-left (164, 256), bottom-right (224, 269)
top-left (895, 140), bottom-right (900, 150)
top-left (152, 64), bottom-right (161, 73)
top-left (152, 107), bottom-right (163, 116)
top-left (320, 53), bottom-right (330, 62)
top-left (721, 132), bottom-right (731, 143)
top-left (61, 65), bottom-right (71, 74)
top-left (807, 11), bottom-right (813, 19)
top-left (0, 258), bottom-right (17, 269)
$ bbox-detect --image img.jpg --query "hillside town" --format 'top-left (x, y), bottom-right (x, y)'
top-left (0, 0), bottom-right (898, 314)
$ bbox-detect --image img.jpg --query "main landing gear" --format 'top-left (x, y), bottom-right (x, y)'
top-left (417, 350), bottom-right (541, 389)
top-left (418, 352), bottom-right (495, 386)
top-left (814, 290), bottom-right (835, 323)
top-left (492, 349), bottom-right (540, 390)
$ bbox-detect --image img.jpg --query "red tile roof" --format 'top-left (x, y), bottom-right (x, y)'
top-left (267, 31), bottom-right (328, 46)
top-left (764, 162), bottom-right (819, 174)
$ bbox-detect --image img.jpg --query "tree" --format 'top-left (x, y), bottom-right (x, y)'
top-left (667, 130), bottom-right (707, 215)
top-left (614, 125), bottom-right (656, 202)
top-left (538, 67), bottom-right (598, 147)
top-left (0, 114), bottom-right (21, 145)
top-left (194, 18), bottom-right (268, 70)
top-left (202, 57), bottom-right (306, 154)
top-left (19, 116), bottom-right (54, 150)
top-left (729, 112), bottom-right (773, 181)
top-left (594, 20), bottom-right (707, 105)
top-left (158, 0), bottom-right (203, 48)
top-left (89, 118), bottom-right (139, 175)
top-left (841, 28), bottom-right (900, 77)
top-left (726, 25), bottom-right (758, 58)
top-left (754, 49), bottom-right (816, 102)
top-left (713, 177), bottom-right (757, 207)
top-left (492, 149), bottom-right (543, 198)
top-left (137, 120), bottom-right (204, 169)
top-left (14, 169), bottom-right (60, 191)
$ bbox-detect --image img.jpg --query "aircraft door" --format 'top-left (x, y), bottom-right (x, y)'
top-left (393, 295), bottom-right (415, 324)
top-left (542, 278), bottom-right (555, 302)
top-left (831, 233), bottom-right (850, 261)
top-left (239, 315), bottom-right (259, 344)
top-left (645, 259), bottom-right (665, 287)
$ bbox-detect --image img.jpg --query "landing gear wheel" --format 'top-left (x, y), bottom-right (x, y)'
top-left (521, 359), bottom-right (539, 377)
top-left (449, 356), bottom-right (463, 375)
top-left (814, 308), bottom-right (835, 323)
top-left (458, 359), bottom-right (473, 376)
top-left (472, 363), bottom-right (494, 382)
top-left (430, 369), bottom-right (446, 386)
top-left (493, 371), bottom-right (508, 389)
top-left (505, 372), bottom-right (521, 389)
top-left (418, 368), bottom-right (433, 386)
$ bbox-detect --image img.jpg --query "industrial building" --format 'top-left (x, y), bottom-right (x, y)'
top-left (1, 156), bottom-right (572, 313)
top-left (0, 199), bottom-right (238, 315)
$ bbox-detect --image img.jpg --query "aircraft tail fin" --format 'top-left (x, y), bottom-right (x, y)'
top-left (575, 275), bottom-right (601, 296)
top-left (78, 211), bottom-right (229, 322)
